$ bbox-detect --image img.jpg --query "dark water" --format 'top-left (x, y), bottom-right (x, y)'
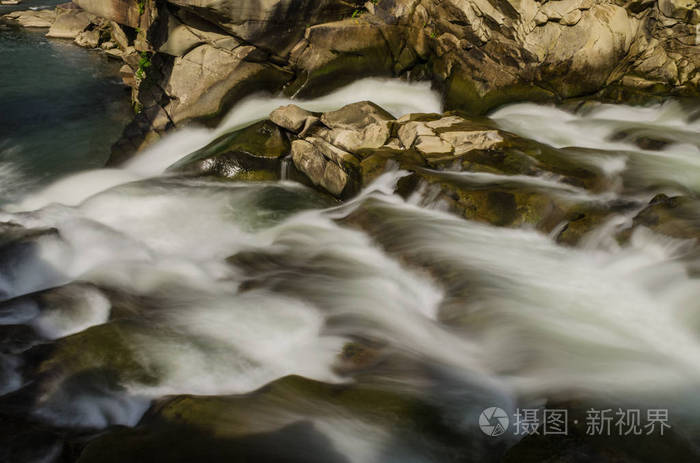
top-left (0, 22), bottom-right (131, 203)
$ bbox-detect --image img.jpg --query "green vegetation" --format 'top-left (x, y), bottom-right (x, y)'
top-left (135, 51), bottom-right (151, 80)
top-left (137, 0), bottom-right (146, 15)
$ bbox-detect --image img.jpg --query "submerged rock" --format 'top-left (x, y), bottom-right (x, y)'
top-left (618, 194), bottom-right (700, 243)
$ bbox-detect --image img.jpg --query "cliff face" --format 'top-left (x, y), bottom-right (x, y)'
top-left (69, 0), bottom-right (699, 162)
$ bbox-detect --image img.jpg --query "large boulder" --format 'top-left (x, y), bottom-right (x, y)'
top-left (46, 6), bottom-right (93, 39)
top-left (162, 44), bottom-right (292, 127)
top-left (72, 0), bottom-right (142, 28)
top-left (166, 0), bottom-right (364, 53)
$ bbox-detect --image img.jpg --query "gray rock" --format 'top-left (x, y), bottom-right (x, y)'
top-left (269, 104), bottom-right (317, 133)
top-left (46, 8), bottom-right (92, 39)
top-left (74, 28), bottom-right (100, 48)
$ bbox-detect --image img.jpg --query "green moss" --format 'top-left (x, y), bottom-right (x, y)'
top-left (37, 320), bottom-right (161, 386)
top-left (444, 73), bottom-right (557, 116)
top-left (170, 120), bottom-right (291, 180)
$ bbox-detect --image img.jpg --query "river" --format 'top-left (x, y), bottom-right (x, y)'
top-left (0, 18), bottom-right (699, 462)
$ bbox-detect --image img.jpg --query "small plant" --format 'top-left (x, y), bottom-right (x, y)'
top-left (351, 9), bottom-right (362, 18)
top-left (137, 0), bottom-right (146, 15)
top-left (133, 101), bottom-right (143, 114)
top-left (135, 51), bottom-right (152, 80)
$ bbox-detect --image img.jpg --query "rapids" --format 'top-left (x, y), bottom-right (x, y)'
top-left (0, 78), bottom-right (699, 461)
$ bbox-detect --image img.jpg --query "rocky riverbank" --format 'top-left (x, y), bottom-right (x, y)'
top-left (3, 0), bottom-right (699, 162)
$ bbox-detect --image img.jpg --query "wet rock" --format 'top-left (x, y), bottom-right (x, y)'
top-left (76, 375), bottom-right (477, 463)
top-left (618, 194), bottom-right (700, 242)
top-left (171, 120), bottom-right (290, 180)
top-left (0, 223), bottom-right (62, 300)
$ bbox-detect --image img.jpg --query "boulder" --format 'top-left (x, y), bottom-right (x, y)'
top-left (163, 44), bottom-right (292, 127)
top-left (270, 104), bottom-right (318, 134)
top-left (2, 9), bottom-right (55, 28)
top-left (171, 120), bottom-right (290, 180)
top-left (119, 64), bottom-right (136, 87)
top-left (46, 8), bottom-right (92, 39)
top-left (658, 0), bottom-right (699, 22)
top-left (73, 0), bottom-right (141, 28)
top-left (166, 0), bottom-right (364, 53)
top-left (618, 194), bottom-right (700, 242)
top-left (74, 28), bottom-right (100, 48)
top-left (109, 21), bottom-right (129, 50)
top-left (291, 139), bottom-right (351, 197)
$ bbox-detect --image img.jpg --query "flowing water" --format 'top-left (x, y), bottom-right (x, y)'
top-left (0, 16), bottom-right (131, 205)
top-left (0, 51), bottom-right (699, 461)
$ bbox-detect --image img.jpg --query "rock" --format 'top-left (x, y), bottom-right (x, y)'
top-left (2, 9), bottom-right (55, 28)
top-left (109, 21), bottom-right (129, 50)
top-left (319, 101), bottom-right (394, 131)
top-left (74, 28), bottom-right (100, 48)
top-left (100, 40), bottom-right (116, 50)
top-left (170, 120), bottom-right (290, 180)
top-left (106, 0), bottom-right (699, 162)
top-left (658, 0), bottom-right (698, 22)
top-left (414, 135), bottom-right (454, 158)
top-left (46, 8), bottom-right (92, 39)
top-left (398, 122), bottom-right (435, 148)
top-left (287, 21), bottom-right (399, 97)
top-left (269, 104), bottom-right (317, 133)
top-left (74, 374), bottom-right (470, 463)
top-left (119, 64), bottom-right (136, 87)
top-left (618, 195), bottom-right (700, 242)
top-left (0, 223), bottom-right (62, 300)
top-left (439, 130), bottom-right (503, 155)
top-left (165, 0), bottom-right (364, 53)
top-left (104, 48), bottom-right (124, 59)
top-left (73, 0), bottom-right (141, 28)
top-left (206, 102), bottom-right (607, 203)
top-left (291, 139), bottom-right (352, 197)
top-left (163, 44), bottom-right (292, 127)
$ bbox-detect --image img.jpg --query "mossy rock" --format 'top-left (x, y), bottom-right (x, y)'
top-left (416, 170), bottom-right (572, 230)
top-left (617, 194), bottom-right (700, 244)
top-left (443, 71), bottom-right (557, 116)
top-left (555, 200), bottom-right (639, 246)
top-left (29, 320), bottom-right (163, 389)
top-left (169, 120), bottom-right (291, 180)
top-left (76, 375), bottom-right (475, 463)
